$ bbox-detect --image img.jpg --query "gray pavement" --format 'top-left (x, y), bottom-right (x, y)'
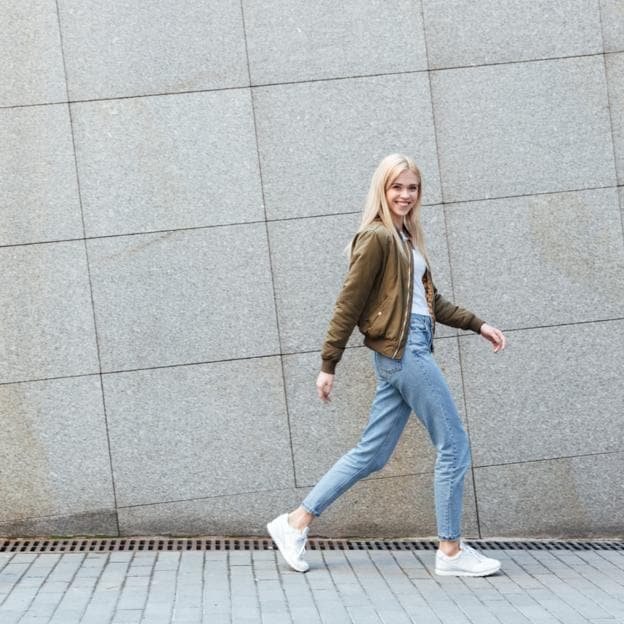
top-left (1, 546), bottom-right (624, 624)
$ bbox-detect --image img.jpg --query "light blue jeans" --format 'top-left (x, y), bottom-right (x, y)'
top-left (302, 313), bottom-right (471, 540)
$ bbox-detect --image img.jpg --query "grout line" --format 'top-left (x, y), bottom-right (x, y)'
top-left (53, 0), bottom-right (121, 536)
top-left (597, 5), bottom-right (624, 244)
top-left (456, 316), bottom-right (624, 336)
top-left (239, 0), bottom-right (301, 493)
top-left (2, 315), bottom-right (624, 388)
top-left (0, 83), bottom-right (251, 111)
top-left (1, 183), bottom-right (619, 251)
top-left (4, 49), bottom-right (622, 113)
top-left (419, 0), bottom-right (483, 539)
top-left (4, 445), bottom-right (622, 528)
top-left (473, 449), bottom-right (624, 470)
top-left (2, 183), bottom-right (622, 253)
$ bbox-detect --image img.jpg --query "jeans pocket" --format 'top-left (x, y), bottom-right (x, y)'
top-left (374, 351), bottom-right (402, 379)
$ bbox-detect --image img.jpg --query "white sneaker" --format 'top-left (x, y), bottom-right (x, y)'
top-left (267, 513), bottom-right (310, 572)
top-left (435, 542), bottom-right (501, 577)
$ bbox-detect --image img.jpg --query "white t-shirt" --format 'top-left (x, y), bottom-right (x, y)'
top-left (401, 231), bottom-right (430, 316)
top-left (411, 246), bottom-right (430, 316)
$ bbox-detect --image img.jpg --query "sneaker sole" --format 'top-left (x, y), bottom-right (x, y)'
top-left (434, 563), bottom-right (501, 577)
top-left (266, 522), bottom-right (309, 573)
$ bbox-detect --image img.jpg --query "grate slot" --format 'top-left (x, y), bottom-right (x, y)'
top-left (1, 537), bottom-right (623, 554)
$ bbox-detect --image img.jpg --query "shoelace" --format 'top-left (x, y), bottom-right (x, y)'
top-left (461, 543), bottom-right (488, 561)
top-left (293, 528), bottom-right (309, 559)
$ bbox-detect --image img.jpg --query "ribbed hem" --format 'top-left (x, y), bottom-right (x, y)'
top-left (320, 359), bottom-right (337, 374)
top-left (469, 316), bottom-right (485, 334)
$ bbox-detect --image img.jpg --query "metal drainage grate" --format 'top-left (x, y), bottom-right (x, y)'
top-left (1, 537), bottom-right (623, 554)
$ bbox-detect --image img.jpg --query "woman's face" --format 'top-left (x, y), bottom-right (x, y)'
top-left (385, 169), bottom-right (420, 228)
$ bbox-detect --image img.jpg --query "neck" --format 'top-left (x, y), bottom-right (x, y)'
top-left (392, 215), bottom-right (404, 230)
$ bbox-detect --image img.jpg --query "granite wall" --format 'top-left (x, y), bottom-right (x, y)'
top-left (1, 1), bottom-right (623, 538)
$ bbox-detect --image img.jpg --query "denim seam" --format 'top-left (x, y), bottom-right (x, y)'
top-left (421, 345), bottom-right (460, 541)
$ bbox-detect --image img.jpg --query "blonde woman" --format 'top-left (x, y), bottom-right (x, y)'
top-left (268, 154), bottom-right (506, 576)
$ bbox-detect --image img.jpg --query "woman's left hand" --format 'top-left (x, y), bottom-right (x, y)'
top-left (479, 323), bottom-right (506, 352)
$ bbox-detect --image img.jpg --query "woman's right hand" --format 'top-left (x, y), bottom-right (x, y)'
top-left (316, 371), bottom-right (335, 403)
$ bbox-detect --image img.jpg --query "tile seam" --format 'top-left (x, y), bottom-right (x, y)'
top-left (1, 184), bottom-right (620, 251)
top-left (598, 4), bottom-right (624, 242)
top-left (53, 0), bottom-right (121, 536)
top-left (2, 315), bottom-right (623, 387)
top-left (4, 49), bottom-right (621, 112)
top-left (238, 0), bottom-right (300, 492)
top-left (419, 0), bottom-right (484, 538)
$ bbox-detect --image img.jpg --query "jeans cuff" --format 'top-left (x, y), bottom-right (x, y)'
top-left (301, 502), bottom-right (321, 518)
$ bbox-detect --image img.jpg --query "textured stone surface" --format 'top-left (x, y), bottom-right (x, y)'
top-left (300, 472), bottom-right (479, 538)
top-left (475, 453), bottom-right (624, 537)
top-left (0, 376), bottom-right (115, 524)
top-left (269, 207), bottom-right (456, 355)
top-left (58, 0), bottom-right (248, 100)
top-left (72, 90), bottom-right (263, 237)
top-left (601, 0), bottom-right (624, 52)
top-left (268, 212), bottom-right (360, 355)
top-left (244, 0), bottom-right (427, 84)
top-left (0, 105), bottom-right (83, 246)
top-left (431, 56), bottom-right (615, 202)
top-left (0, 510), bottom-right (118, 538)
top-left (118, 488), bottom-right (299, 536)
top-left (423, 0), bottom-right (602, 68)
top-left (0, 241), bottom-right (99, 384)
top-left (0, 0), bottom-right (66, 106)
top-left (254, 73), bottom-right (441, 220)
top-left (87, 224), bottom-right (279, 371)
top-left (445, 188), bottom-right (624, 331)
top-left (606, 53), bottom-right (624, 185)
top-left (460, 321), bottom-right (624, 467)
top-left (284, 339), bottom-right (467, 488)
top-left (103, 357), bottom-right (293, 507)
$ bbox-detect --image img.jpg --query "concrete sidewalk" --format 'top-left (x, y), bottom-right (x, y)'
top-left (1, 545), bottom-right (623, 624)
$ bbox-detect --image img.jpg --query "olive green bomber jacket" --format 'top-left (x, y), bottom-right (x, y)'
top-left (320, 221), bottom-right (485, 374)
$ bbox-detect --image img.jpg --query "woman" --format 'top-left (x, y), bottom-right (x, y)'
top-left (268, 154), bottom-right (506, 576)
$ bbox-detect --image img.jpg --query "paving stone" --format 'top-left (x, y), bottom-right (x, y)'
top-left (104, 358), bottom-right (292, 508)
top-left (601, 0), bottom-right (624, 52)
top-left (0, 104), bottom-right (82, 247)
top-left (254, 73), bottom-right (441, 220)
top-left (58, 0), bottom-right (248, 100)
top-left (0, 0), bottom-right (66, 107)
top-left (88, 224), bottom-right (279, 371)
top-left (0, 242), bottom-right (98, 384)
top-left (422, 0), bottom-right (602, 68)
top-left (432, 56), bottom-right (615, 202)
top-left (72, 89), bottom-right (263, 237)
top-left (244, 0), bottom-right (427, 84)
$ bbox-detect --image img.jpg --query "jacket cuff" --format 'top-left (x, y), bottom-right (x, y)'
top-left (470, 316), bottom-right (485, 334)
top-left (321, 359), bottom-right (337, 374)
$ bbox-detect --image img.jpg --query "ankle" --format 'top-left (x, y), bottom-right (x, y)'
top-left (287, 508), bottom-right (313, 532)
top-left (438, 540), bottom-right (461, 557)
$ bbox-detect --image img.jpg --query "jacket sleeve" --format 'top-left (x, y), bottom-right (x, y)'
top-left (433, 282), bottom-right (485, 334)
top-left (320, 229), bottom-right (385, 374)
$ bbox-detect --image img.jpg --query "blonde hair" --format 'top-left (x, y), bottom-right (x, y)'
top-left (348, 154), bottom-right (429, 264)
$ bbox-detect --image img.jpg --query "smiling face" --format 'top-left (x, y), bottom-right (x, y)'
top-left (385, 169), bottom-right (421, 229)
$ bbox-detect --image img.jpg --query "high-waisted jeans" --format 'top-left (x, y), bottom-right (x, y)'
top-left (302, 313), bottom-right (471, 540)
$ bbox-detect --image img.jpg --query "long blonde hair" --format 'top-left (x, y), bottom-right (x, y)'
top-left (348, 154), bottom-right (429, 265)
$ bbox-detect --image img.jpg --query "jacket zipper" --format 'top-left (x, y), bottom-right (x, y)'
top-left (392, 238), bottom-right (413, 358)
